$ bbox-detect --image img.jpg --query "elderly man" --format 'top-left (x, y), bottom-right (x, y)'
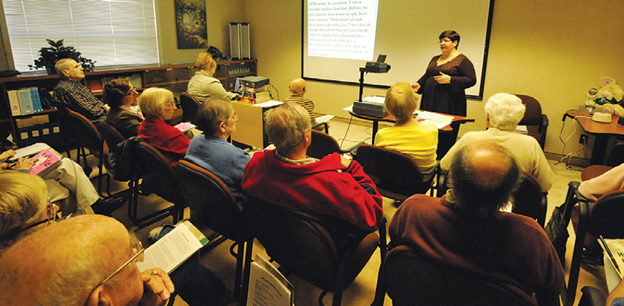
top-left (53, 58), bottom-right (109, 120)
top-left (0, 215), bottom-right (174, 306)
top-left (440, 92), bottom-right (553, 192)
top-left (242, 103), bottom-right (383, 241)
top-left (390, 141), bottom-right (564, 306)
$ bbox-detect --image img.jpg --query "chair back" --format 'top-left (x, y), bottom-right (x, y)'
top-left (606, 143), bottom-right (624, 167)
top-left (132, 141), bottom-right (183, 204)
top-left (587, 189), bottom-right (624, 237)
top-left (307, 129), bottom-right (342, 159)
top-left (512, 172), bottom-right (547, 226)
top-left (175, 160), bottom-right (243, 239)
top-left (247, 198), bottom-right (379, 294)
top-left (64, 108), bottom-right (106, 155)
top-left (97, 120), bottom-right (126, 150)
top-left (517, 95), bottom-right (542, 126)
top-left (179, 92), bottom-right (201, 125)
top-left (355, 144), bottom-right (432, 201)
top-left (385, 245), bottom-right (532, 306)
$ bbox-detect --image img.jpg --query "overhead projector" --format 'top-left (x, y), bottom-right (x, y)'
top-left (240, 76), bottom-right (270, 88)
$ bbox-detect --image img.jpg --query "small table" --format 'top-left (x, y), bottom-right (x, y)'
top-left (348, 110), bottom-right (475, 144)
top-left (564, 109), bottom-right (624, 165)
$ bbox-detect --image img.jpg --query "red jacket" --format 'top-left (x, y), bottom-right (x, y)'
top-left (242, 149), bottom-right (383, 232)
top-left (138, 117), bottom-right (190, 166)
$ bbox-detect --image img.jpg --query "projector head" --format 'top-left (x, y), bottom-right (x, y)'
top-left (364, 62), bottom-right (391, 73)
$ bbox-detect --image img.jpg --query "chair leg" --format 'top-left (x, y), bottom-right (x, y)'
top-left (332, 290), bottom-right (342, 306)
top-left (562, 201), bottom-right (590, 306)
top-left (372, 217), bottom-right (388, 306)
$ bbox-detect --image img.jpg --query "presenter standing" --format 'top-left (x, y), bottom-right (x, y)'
top-left (411, 30), bottom-right (476, 117)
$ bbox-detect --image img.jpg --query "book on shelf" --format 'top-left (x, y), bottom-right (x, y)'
top-left (128, 73), bottom-right (143, 88)
top-left (17, 88), bottom-right (34, 115)
top-left (87, 78), bottom-right (104, 92)
top-left (29, 87), bottom-right (43, 112)
top-left (136, 221), bottom-right (208, 274)
top-left (29, 148), bottom-right (63, 177)
top-left (7, 90), bottom-right (22, 116)
top-left (101, 76), bottom-right (116, 89)
top-left (247, 254), bottom-right (294, 306)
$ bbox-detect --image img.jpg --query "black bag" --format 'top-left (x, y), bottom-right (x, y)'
top-left (107, 136), bottom-right (143, 181)
top-left (545, 204), bottom-right (570, 265)
top-left (207, 46), bottom-right (223, 60)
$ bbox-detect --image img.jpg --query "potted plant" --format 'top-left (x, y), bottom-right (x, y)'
top-left (29, 39), bottom-right (96, 74)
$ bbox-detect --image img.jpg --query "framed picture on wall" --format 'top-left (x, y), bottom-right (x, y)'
top-left (174, 0), bottom-right (209, 49)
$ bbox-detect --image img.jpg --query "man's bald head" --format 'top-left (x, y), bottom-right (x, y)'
top-left (0, 215), bottom-right (141, 306)
top-left (289, 78), bottom-right (307, 96)
top-left (448, 141), bottom-right (520, 217)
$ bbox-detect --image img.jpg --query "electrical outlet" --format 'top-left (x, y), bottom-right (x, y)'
top-left (580, 134), bottom-right (588, 144)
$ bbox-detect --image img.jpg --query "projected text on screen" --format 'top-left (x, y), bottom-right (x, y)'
top-left (308, 0), bottom-right (379, 60)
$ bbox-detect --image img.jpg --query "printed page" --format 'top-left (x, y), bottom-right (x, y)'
top-left (254, 101), bottom-right (283, 108)
top-left (602, 239), bottom-right (624, 291)
top-left (137, 221), bottom-right (207, 274)
top-left (8, 142), bottom-right (50, 162)
top-left (247, 254), bottom-right (293, 306)
top-left (315, 115), bottom-right (334, 124)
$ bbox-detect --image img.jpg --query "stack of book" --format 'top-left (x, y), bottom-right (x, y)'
top-left (7, 87), bottom-right (45, 116)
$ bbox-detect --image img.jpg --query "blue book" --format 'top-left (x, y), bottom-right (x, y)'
top-left (17, 88), bottom-right (34, 115)
top-left (30, 87), bottom-right (43, 112)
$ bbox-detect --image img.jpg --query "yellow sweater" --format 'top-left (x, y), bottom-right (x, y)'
top-left (374, 123), bottom-right (438, 170)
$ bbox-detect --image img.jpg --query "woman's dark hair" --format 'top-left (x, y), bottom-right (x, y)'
top-left (103, 78), bottom-right (132, 108)
top-left (439, 30), bottom-right (461, 48)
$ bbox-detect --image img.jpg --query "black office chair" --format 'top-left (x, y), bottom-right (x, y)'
top-left (516, 94), bottom-right (549, 149)
top-left (128, 141), bottom-right (184, 228)
top-left (179, 92), bottom-right (201, 125)
top-left (174, 160), bottom-right (253, 304)
top-left (512, 172), bottom-right (548, 227)
top-left (96, 120), bottom-right (130, 198)
top-left (355, 144), bottom-right (438, 202)
top-left (383, 245), bottom-right (534, 306)
top-left (247, 198), bottom-right (384, 306)
top-left (560, 183), bottom-right (624, 306)
top-left (306, 129), bottom-right (361, 159)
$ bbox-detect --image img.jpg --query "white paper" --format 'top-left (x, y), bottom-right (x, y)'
top-left (343, 105), bottom-right (354, 112)
top-left (362, 95), bottom-right (385, 104)
top-left (516, 125), bottom-right (528, 134)
top-left (601, 239), bottom-right (624, 292)
top-left (315, 115), bottom-right (334, 124)
top-left (414, 110), bottom-right (454, 124)
top-left (247, 254), bottom-right (293, 306)
top-left (8, 142), bottom-right (50, 162)
top-left (137, 221), bottom-right (206, 274)
top-left (254, 100), bottom-right (283, 108)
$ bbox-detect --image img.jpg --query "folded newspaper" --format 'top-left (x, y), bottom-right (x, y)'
top-left (136, 221), bottom-right (208, 274)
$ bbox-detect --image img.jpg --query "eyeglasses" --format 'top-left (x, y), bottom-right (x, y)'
top-left (165, 101), bottom-right (176, 107)
top-left (20, 197), bottom-right (58, 232)
top-left (228, 113), bottom-right (239, 122)
top-left (83, 235), bottom-right (144, 306)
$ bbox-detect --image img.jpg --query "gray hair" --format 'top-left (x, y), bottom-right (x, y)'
top-left (447, 141), bottom-right (520, 218)
top-left (197, 97), bottom-right (233, 136)
top-left (484, 93), bottom-right (525, 130)
top-left (54, 58), bottom-right (77, 78)
top-left (264, 103), bottom-right (311, 155)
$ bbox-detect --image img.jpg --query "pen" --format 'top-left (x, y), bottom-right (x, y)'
top-left (600, 235), bottom-right (623, 279)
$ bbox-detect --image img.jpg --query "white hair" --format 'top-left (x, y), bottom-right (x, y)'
top-left (484, 93), bottom-right (525, 130)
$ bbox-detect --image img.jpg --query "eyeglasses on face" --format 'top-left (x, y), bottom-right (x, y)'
top-left (82, 235), bottom-right (145, 306)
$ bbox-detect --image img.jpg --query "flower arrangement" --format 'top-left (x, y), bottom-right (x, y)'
top-left (593, 77), bottom-right (624, 105)
top-left (29, 39), bottom-right (96, 74)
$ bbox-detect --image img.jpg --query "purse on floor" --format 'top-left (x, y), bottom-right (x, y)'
top-left (545, 204), bottom-right (570, 265)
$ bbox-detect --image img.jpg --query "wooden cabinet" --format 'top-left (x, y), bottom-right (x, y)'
top-left (0, 59), bottom-right (257, 148)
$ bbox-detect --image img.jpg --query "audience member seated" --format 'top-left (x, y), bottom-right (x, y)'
top-left (440, 92), bottom-right (553, 192)
top-left (390, 141), bottom-right (564, 306)
top-left (184, 97), bottom-right (251, 210)
top-left (0, 172), bottom-right (59, 253)
top-left (104, 78), bottom-right (144, 138)
top-left (374, 81), bottom-right (438, 175)
top-left (53, 58), bottom-right (109, 120)
top-left (138, 87), bottom-right (190, 166)
top-left (187, 52), bottom-right (237, 102)
top-left (0, 172), bottom-right (233, 306)
top-left (0, 149), bottom-right (123, 215)
top-left (242, 103), bottom-right (383, 248)
top-left (284, 78), bottom-right (323, 130)
top-left (0, 214), bottom-right (174, 306)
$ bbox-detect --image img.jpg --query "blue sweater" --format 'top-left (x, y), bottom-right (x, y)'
top-left (184, 135), bottom-right (251, 210)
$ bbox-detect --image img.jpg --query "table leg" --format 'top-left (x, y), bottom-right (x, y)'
top-left (590, 134), bottom-right (609, 165)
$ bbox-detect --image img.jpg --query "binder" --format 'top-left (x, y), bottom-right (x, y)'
top-left (7, 90), bottom-right (22, 116)
top-left (18, 126), bottom-right (33, 147)
top-left (17, 88), bottom-right (34, 115)
top-left (30, 87), bottom-right (43, 112)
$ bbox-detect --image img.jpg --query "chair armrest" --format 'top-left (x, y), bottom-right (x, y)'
top-left (344, 141), bottom-right (366, 156)
top-left (312, 121), bottom-right (329, 134)
top-left (435, 167), bottom-right (448, 198)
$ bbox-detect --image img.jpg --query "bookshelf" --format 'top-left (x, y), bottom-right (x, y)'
top-left (0, 59), bottom-right (257, 148)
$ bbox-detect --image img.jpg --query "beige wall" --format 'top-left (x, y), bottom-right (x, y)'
top-left (243, 0), bottom-right (624, 157)
top-left (158, 0), bottom-right (245, 65)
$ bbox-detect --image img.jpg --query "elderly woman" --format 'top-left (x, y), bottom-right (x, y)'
top-left (440, 93), bottom-right (553, 192)
top-left (0, 172), bottom-right (58, 253)
top-left (411, 30), bottom-right (476, 117)
top-left (184, 97), bottom-right (251, 210)
top-left (187, 53), bottom-right (237, 102)
top-left (138, 87), bottom-right (190, 166)
top-left (103, 78), bottom-right (144, 138)
top-left (374, 82), bottom-right (438, 174)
